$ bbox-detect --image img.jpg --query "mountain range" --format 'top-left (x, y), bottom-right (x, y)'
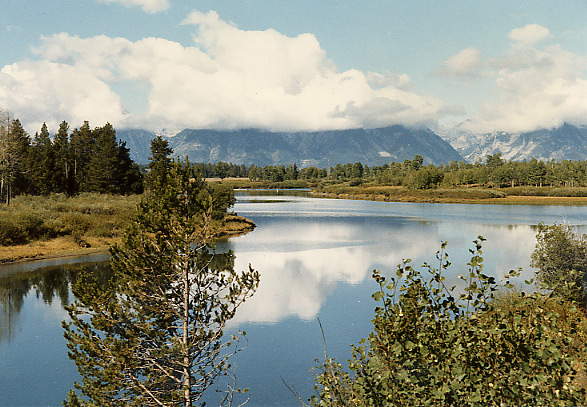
top-left (117, 123), bottom-right (587, 167)
top-left (118, 125), bottom-right (463, 167)
top-left (440, 123), bottom-right (587, 163)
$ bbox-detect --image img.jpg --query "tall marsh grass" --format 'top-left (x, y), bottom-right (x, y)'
top-left (0, 194), bottom-right (140, 246)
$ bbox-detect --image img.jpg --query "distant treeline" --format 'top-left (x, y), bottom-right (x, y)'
top-left (5, 114), bottom-right (587, 205)
top-left (0, 117), bottom-right (143, 204)
top-left (195, 154), bottom-right (587, 190)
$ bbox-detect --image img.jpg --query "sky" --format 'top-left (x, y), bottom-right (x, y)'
top-left (1, 0), bottom-right (586, 135)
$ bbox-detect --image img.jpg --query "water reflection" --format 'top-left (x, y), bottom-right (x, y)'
top-left (223, 215), bottom-right (540, 326)
top-left (0, 262), bottom-right (110, 343)
top-left (1, 192), bottom-right (586, 406)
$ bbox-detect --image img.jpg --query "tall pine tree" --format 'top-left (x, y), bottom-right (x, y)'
top-left (31, 123), bottom-right (56, 195)
top-left (70, 121), bottom-right (94, 193)
top-left (53, 120), bottom-right (73, 194)
top-left (0, 112), bottom-right (30, 204)
top-left (63, 159), bottom-right (258, 406)
top-left (145, 135), bottom-right (173, 190)
top-left (86, 123), bottom-right (119, 193)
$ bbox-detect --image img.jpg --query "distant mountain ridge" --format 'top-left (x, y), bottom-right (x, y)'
top-left (441, 123), bottom-right (587, 163)
top-left (118, 125), bottom-right (463, 167)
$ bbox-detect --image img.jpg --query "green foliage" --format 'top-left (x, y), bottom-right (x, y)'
top-left (4, 116), bottom-right (143, 199)
top-left (210, 183), bottom-right (236, 220)
top-left (311, 239), bottom-right (586, 406)
top-left (0, 194), bottom-right (139, 246)
top-left (531, 223), bottom-right (587, 304)
top-left (63, 159), bottom-right (259, 406)
top-left (144, 135), bottom-right (173, 190)
top-left (405, 166), bottom-right (444, 189)
top-left (0, 212), bottom-right (47, 245)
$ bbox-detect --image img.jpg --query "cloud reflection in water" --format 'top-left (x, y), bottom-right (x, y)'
top-left (223, 213), bottom-right (538, 326)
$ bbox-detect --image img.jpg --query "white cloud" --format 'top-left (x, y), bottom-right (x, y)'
top-left (0, 10), bottom-right (442, 133)
top-left (437, 47), bottom-right (483, 79)
top-left (97, 0), bottom-right (170, 14)
top-left (465, 44), bottom-right (587, 133)
top-left (508, 24), bottom-right (552, 48)
top-left (0, 60), bottom-right (127, 134)
top-left (444, 25), bottom-right (587, 134)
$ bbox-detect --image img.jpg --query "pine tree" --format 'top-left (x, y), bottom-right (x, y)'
top-left (0, 112), bottom-right (29, 204)
top-left (70, 121), bottom-right (94, 193)
top-left (9, 119), bottom-right (33, 196)
top-left (53, 120), bottom-right (72, 194)
top-left (86, 123), bottom-right (119, 193)
top-left (145, 135), bottom-right (173, 190)
top-left (116, 140), bottom-right (144, 194)
top-left (63, 159), bottom-right (259, 406)
top-left (31, 123), bottom-right (56, 195)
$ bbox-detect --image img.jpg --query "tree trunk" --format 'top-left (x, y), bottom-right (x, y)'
top-left (182, 253), bottom-right (191, 406)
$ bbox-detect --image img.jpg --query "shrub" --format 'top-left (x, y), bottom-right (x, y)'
top-left (311, 239), bottom-right (586, 406)
top-left (531, 223), bottom-right (587, 305)
top-left (0, 212), bottom-right (48, 245)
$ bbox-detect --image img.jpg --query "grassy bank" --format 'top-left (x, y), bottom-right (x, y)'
top-left (313, 184), bottom-right (587, 205)
top-left (0, 193), bottom-right (255, 264)
top-left (206, 177), bottom-right (312, 189)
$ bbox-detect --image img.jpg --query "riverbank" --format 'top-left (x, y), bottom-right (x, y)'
top-left (0, 193), bottom-right (255, 265)
top-left (311, 185), bottom-right (587, 205)
top-left (0, 215), bottom-right (255, 265)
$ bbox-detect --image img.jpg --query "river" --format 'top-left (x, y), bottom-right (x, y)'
top-left (1, 190), bottom-right (586, 406)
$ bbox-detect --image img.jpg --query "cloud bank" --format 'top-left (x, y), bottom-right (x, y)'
top-left (1, 16), bottom-right (585, 135)
top-left (442, 24), bottom-right (587, 134)
top-left (97, 0), bottom-right (170, 14)
top-left (0, 10), bottom-right (442, 134)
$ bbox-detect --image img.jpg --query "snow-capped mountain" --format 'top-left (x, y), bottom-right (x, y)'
top-left (440, 123), bottom-right (587, 163)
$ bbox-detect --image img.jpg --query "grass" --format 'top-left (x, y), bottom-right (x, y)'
top-left (309, 183), bottom-right (587, 205)
top-left (0, 193), bottom-right (140, 263)
top-left (0, 193), bottom-right (139, 246)
top-left (314, 185), bottom-right (507, 202)
top-left (0, 193), bottom-right (255, 264)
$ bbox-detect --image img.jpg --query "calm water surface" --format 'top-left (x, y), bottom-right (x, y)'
top-left (1, 191), bottom-right (587, 406)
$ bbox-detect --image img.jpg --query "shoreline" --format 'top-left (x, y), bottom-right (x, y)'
top-left (311, 191), bottom-right (587, 205)
top-left (0, 216), bottom-right (256, 266)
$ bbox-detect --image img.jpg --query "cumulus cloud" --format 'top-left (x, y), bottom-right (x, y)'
top-left (446, 24), bottom-right (587, 134)
top-left (437, 47), bottom-right (484, 79)
top-left (508, 24), bottom-right (552, 48)
top-left (0, 10), bottom-right (442, 133)
top-left (464, 44), bottom-right (587, 133)
top-left (0, 60), bottom-right (127, 133)
top-left (97, 0), bottom-right (170, 13)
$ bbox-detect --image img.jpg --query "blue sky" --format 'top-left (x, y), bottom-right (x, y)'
top-left (1, 0), bottom-right (586, 135)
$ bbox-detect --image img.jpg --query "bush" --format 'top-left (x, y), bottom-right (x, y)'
top-left (531, 223), bottom-right (587, 305)
top-left (311, 239), bottom-right (586, 406)
top-left (0, 212), bottom-right (47, 245)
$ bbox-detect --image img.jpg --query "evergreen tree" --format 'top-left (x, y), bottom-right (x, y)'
top-left (0, 112), bottom-right (29, 204)
top-left (86, 123), bottom-right (119, 193)
top-left (145, 135), bottom-right (173, 190)
top-left (70, 121), bottom-right (95, 193)
top-left (32, 123), bottom-right (56, 195)
top-left (116, 140), bottom-right (144, 194)
top-left (10, 119), bottom-right (33, 196)
top-left (53, 120), bottom-right (72, 194)
top-left (63, 159), bottom-right (259, 406)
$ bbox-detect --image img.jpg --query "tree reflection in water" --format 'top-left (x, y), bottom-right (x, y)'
top-left (0, 262), bottom-right (111, 343)
top-left (0, 251), bottom-right (235, 344)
